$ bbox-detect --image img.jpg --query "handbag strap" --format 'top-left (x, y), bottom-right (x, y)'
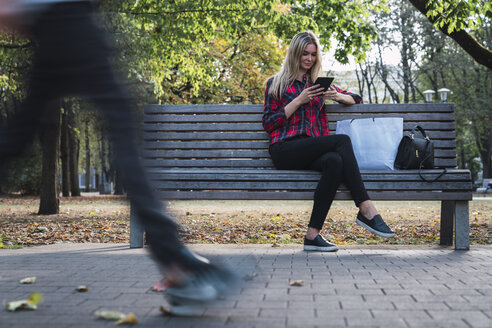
top-left (418, 151), bottom-right (447, 182)
top-left (411, 125), bottom-right (429, 140)
top-left (419, 167), bottom-right (447, 182)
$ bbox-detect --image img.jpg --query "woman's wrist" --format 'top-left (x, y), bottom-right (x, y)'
top-left (285, 98), bottom-right (301, 118)
top-left (337, 93), bottom-right (355, 105)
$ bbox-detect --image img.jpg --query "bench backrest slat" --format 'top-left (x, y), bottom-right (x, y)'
top-left (143, 104), bottom-right (458, 169)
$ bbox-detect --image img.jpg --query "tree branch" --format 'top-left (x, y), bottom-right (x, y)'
top-left (407, 0), bottom-right (492, 70)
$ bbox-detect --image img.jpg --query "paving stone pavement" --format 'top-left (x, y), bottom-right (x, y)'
top-left (1, 243), bottom-right (492, 328)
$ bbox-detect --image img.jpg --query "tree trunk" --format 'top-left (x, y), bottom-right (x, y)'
top-left (113, 168), bottom-right (124, 195)
top-left (99, 129), bottom-right (110, 193)
top-left (400, 9), bottom-right (411, 104)
top-left (481, 150), bottom-right (492, 179)
top-left (60, 102), bottom-right (70, 197)
top-left (479, 139), bottom-right (492, 179)
top-left (68, 107), bottom-right (81, 196)
top-left (375, 43), bottom-right (400, 103)
top-left (355, 68), bottom-right (365, 101)
top-left (357, 63), bottom-right (373, 103)
top-left (39, 104), bottom-right (61, 215)
top-left (85, 119), bottom-right (91, 192)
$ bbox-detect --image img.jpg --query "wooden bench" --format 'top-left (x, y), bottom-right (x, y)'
top-left (130, 103), bottom-right (472, 250)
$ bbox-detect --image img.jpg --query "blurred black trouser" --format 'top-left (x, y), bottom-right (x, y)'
top-left (0, 2), bottom-right (193, 268)
top-left (269, 134), bottom-right (370, 230)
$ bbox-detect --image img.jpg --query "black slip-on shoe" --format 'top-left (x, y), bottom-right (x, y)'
top-left (356, 212), bottom-right (395, 238)
top-left (303, 235), bottom-right (339, 252)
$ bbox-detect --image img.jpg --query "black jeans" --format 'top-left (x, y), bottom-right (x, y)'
top-left (0, 2), bottom-right (193, 269)
top-left (269, 135), bottom-right (370, 230)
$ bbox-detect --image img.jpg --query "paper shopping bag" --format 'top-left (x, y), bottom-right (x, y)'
top-left (336, 117), bottom-right (403, 170)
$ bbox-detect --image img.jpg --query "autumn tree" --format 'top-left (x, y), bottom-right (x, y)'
top-left (408, 0), bottom-right (492, 70)
top-left (99, 0), bottom-right (383, 103)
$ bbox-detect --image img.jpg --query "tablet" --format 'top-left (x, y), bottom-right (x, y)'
top-left (314, 77), bottom-right (334, 92)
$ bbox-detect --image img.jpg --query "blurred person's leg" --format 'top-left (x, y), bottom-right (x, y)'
top-left (1, 3), bottom-right (238, 309)
top-left (32, 1), bottom-right (216, 271)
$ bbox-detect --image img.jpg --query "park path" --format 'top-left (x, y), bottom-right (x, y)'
top-left (1, 243), bottom-right (492, 328)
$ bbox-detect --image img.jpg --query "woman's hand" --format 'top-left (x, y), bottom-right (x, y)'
top-left (322, 85), bottom-right (341, 102)
top-left (322, 85), bottom-right (356, 104)
top-left (284, 84), bottom-right (325, 119)
top-left (296, 85), bottom-right (325, 105)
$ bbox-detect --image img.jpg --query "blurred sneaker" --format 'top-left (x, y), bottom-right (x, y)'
top-left (164, 263), bottom-right (239, 316)
top-left (303, 235), bottom-right (338, 252)
top-left (356, 212), bottom-right (395, 238)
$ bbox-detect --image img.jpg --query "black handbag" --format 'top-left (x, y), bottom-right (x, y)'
top-left (394, 125), bottom-right (446, 182)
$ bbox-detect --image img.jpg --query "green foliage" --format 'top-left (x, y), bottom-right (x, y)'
top-left (426, 0), bottom-right (492, 33)
top-left (98, 0), bottom-right (382, 103)
top-left (163, 31), bottom-right (287, 104)
top-left (311, 0), bottom-right (386, 64)
top-left (0, 31), bottom-right (32, 125)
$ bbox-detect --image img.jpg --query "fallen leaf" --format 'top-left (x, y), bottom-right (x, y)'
top-left (94, 309), bottom-right (138, 325)
top-left (94, 310), bottom-right (126, 320)
top-left (6, 292), bottom-right (43, 312)
top-left (19, 277), bottom-right (36, 284)
top-left (75, 285), bottom-right (88, 292)
top-left (115, 312), bottom-right (138, 325)
top-left (6, 299), bottom-right (37, 312)
top-left (289, 280), bottom-right (304, 286)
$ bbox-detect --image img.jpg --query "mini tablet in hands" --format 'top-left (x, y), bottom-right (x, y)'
top-left (314, 77), bottom-right (334, 92)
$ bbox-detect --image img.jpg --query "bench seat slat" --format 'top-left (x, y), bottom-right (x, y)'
top-left (144, 116), bottom-right (456, 131)
top-left (148, 170), bottom-right (471, 182)
top-left (143, 159), bottom-right (273, 167)
top-left (142, 143), bottom-right (458, 159)
top-left (147, 168), bottom-right (471, 174)
top-left (143, 141), bottom-right (271, 149)
top-left (142, 158), bottom-right (457, 168)
top-left (145, 113), bottom-right (454, 122)
top-left (151, 180), bottom-right (471, 191)
top-left (142, 149), bottom-right (456, 158)
top-left (145, 103), bottom-right (455, 114)
top-left (143, 150), bottom-right (270, 158)
top-left (144, 132), bottom-right (268, 140)
top-left (144, 123), bottom-right (456, 137)
top-left (159, 191), bottom-right (471, 201)
top-left (143, 131), bottom-right (457, 141)
top-left (144, 114), bottom-right (264, 123)
top-left (144, 139), bottom-right (457, 149)
top-left (327, 113), bottom-right (454, 121)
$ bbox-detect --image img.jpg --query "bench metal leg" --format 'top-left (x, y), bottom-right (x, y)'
top-left (440, 201), bottom-right (455, 246)
top-left (129, 202), bottom-right (144, 248)
top-left (454, 200), bottom-right (469, 250)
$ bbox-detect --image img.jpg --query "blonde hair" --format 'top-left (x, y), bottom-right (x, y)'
top-left (266, 31), bottom-right (322, 99)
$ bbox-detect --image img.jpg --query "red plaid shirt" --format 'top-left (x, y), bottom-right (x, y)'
top-left (263, 75), bottom-right (362, 145)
